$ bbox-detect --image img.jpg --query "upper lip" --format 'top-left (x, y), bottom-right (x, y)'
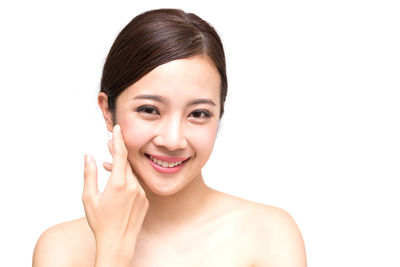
top-left (146, 153), bottom-right (190, 163)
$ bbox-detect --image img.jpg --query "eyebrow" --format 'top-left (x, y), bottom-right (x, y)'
top-left (133, 94), bottom-right (165, 102)
top-left (133, 94), bottom-right (216, 106)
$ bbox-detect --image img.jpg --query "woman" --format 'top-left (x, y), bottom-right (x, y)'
top-left (33, 8), bottom-right (307, 267)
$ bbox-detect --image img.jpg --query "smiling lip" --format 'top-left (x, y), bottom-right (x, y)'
top-left (146, 154), bottom-right (190, 163)
top-left (145, 154), bottom-right (190, 174)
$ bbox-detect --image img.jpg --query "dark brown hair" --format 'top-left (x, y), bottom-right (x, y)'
top-left (100, 8), bottom-right (227, 123)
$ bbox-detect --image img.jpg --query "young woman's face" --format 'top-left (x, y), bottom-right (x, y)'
top-left (113, 56), bottom-right (221, 196)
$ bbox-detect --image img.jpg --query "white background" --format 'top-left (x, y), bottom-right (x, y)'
top-left (0, 0), bottom-right (399, 266)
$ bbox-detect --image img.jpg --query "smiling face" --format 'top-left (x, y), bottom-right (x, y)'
top-left (99, 55), bottom-right (221, 196)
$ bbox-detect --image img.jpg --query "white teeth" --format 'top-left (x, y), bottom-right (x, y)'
top-left (149, 155), bottom-right (184, 168)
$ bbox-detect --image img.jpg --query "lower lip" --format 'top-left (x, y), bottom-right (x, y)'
top-left (146, 157), bottom-right (187, 174)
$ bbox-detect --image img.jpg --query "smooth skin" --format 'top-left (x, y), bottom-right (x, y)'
top-left (32, 56), bottom-right (307, 267)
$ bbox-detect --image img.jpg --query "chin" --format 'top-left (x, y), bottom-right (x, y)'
top-left (132, 171), bottom-right (185, 197)
top-left (141, 179), bottom-right (186, 197)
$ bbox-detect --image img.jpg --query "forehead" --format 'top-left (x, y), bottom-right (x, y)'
top-left (119, 56), bottom-right (221, 102)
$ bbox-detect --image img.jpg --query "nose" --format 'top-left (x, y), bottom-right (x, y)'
top-left (153, 115), bottom-right (188, 151)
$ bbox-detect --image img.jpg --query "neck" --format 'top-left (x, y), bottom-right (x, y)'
top-left (141, 173), bottom-right (215, 235)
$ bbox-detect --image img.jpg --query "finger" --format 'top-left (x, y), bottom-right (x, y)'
top-left (125, 162), bottom-right (147, 196)
top-left (111, 124), bottom-right (128, 182)
top-left (125, 160), bottom-right (140, 186)
top-left (83, 154), bottom-right (99, 201)
top-left (107, 139), bottom-right (114, 158)
top-left (103, 161), bottom-right (112, 172)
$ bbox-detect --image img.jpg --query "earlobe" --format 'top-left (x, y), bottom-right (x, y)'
top-left (98, 92), bottom-right (115, 132)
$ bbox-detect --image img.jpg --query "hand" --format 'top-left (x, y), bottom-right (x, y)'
top-left (82, 124), bottom-right (149, 265)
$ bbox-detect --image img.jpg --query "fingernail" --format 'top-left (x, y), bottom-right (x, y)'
top-left (114, 124), bottom-right (120, 133)
top-left (85, 154), bottom-right (92, 167)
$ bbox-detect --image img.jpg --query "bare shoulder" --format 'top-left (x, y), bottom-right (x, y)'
top-left (33, 217), bottom-right (95, 267)
top-left (215, 192), bottom-right (307, 267)
top-left (244, 201), bottom-right (307, 267)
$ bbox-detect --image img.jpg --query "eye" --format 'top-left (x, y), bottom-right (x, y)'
top-left (136, 105), bottom-right (160, 115)
top-left (189, 110), bottom-right (212, 120)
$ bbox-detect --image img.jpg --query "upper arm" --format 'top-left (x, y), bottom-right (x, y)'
top-left (253, 207), bottom-right (307, 267)
top-left (32, 225), bottom-right (74, 267)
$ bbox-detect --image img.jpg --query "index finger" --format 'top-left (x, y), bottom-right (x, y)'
top-left (110, 124), bottom-right (128, 182)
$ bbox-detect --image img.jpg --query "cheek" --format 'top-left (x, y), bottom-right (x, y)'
top-left (188, 123), bottom-right (218, 157)
top-left (119, 118), bottom-right (154, 154)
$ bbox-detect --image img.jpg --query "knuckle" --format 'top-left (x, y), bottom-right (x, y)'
top-left (81, 193), bottom-right (92, 204)
top-left (84, 167), bottom-right (92, 177)
top-left (127, 182), bottom-right (139, 194)
top-left (108, 174), bottom-right (125, 189)
top-left (111, 180), bottom-right (126, 190)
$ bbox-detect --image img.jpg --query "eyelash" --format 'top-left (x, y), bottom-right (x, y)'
top-left (136, 105), bottom-right (160, 115)
top-left (135, 105), bottom-right (212, 120)
top-left (189, 110), bottom-right (211, 119)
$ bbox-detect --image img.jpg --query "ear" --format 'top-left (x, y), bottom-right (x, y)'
top-left (98, 92), bottom-right (115, 132)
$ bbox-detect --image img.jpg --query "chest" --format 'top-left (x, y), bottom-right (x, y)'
top-left (131, 220), bottom-right (255, 267)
